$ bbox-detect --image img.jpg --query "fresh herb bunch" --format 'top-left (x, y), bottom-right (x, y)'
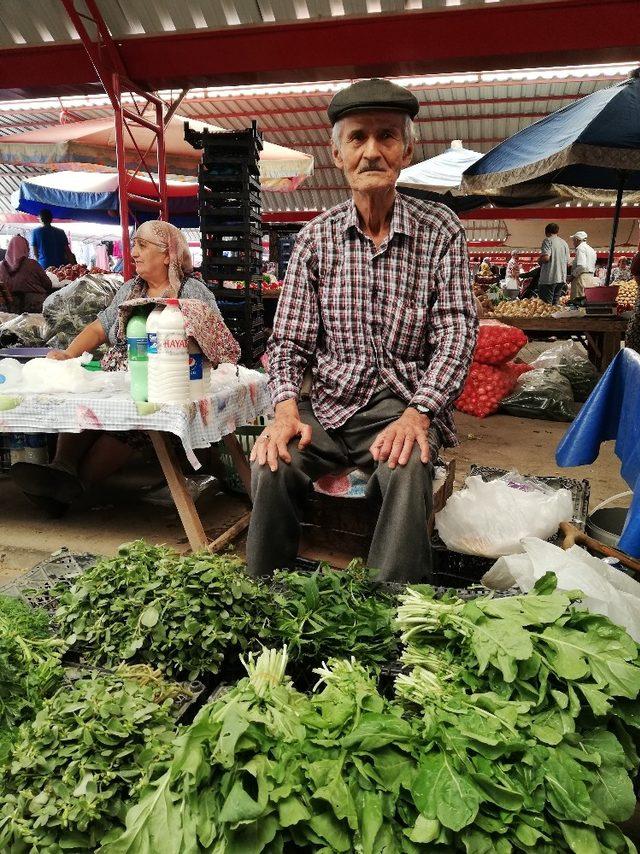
top-left (0, 666), bottom-right (179, 852)
top-left (55, 541), bottom-right (275, 679)
top-left (395, 574), bottom-right (640, 852)
top-left (101, 649), bottom-right (423, 854)
top-left (262, 561), bottom-right (398, 669)
top-left (0, 595), bottom-right (66, 761)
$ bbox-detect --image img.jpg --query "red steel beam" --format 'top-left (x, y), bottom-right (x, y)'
top-left (262, 211), bottom-right (321, 223)
top-left (1, 0), bottom-right (638, 98)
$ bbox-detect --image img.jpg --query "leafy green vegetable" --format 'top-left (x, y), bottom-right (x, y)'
top-left (0, 665), bottom-right (180, 852)
top-left (261, 561), bottom-right (398, 671)
top-left (55, 541), bottom-right (275, 679)
top-left (0, 595), bottom-right (66, 761)
top-left (395, 574), bottom-right (640, 853)
top-left (100, 650), bottom-right (422, 854)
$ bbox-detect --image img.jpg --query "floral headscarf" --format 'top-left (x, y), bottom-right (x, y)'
top-left (133, 221), bottom-right (193, 296)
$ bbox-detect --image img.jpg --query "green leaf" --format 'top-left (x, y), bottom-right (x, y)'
top-left (412, 752), bottom-right (480, 832)
top-left (277, 796), bottom-right (310, 828)
top-left (309, 811), bottom-right (352, 852)
top-left (590, 764), bottom-right (637, 823)
top-left (403, 815), bottom-right (440, 844)
top-left (470, 772), bottom-right (525, 811)
top-left (467, 615), bottom-right (533, 683)
top-left (544, 751), bottom-right (592, 822)
top-left (140, 607), bottom-right (159, 628)
top-left (226, 815), bottom-right (278, 854)
top-left (560, 822), bottom-right (601, 854)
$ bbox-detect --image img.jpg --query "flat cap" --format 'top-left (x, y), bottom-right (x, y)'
top-left (327, 78), bottom-right (419, 125)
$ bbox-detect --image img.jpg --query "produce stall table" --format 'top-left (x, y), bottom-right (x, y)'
top-left (500, 315), bottom-right (627, 371)
top-left (0, 365), bottom-right (272, 552)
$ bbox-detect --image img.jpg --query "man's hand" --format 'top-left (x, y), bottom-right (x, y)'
top-left (250, 400), bottom-right (312, 472)
top-left (47, 350), bottom-right (73, 361)
top-left (369, 407), bottom-right (430, 470)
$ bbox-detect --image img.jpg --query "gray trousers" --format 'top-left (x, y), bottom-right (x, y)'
top-left (246, 390), bottom-right (435, 582)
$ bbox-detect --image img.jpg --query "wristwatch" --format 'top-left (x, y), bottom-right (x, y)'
top-left (415, 405), bottom-right (434, 419)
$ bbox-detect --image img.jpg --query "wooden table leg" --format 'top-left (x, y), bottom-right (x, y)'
top-left (222, 433), bottom-right (253, 498)
top-left (148, 431), bottom-right (208, 552)
top-left (600, 332), bottom-right (621, 372)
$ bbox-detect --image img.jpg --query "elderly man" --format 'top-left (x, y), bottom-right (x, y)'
top-left (569, 230), bottom-right (597, 300)
top-left (247, 78), bottom-right (478, 582)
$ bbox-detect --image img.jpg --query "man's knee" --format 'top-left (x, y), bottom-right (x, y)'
top-left (375, 445), bottom-right (433, 487)
top-left (250, 444), bottom-right (306, 499)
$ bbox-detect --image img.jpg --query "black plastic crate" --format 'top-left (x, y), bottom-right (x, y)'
top-left (0, 548), bottom-right (97, 614)
top-left (62, 664), bottom-right (205, 723)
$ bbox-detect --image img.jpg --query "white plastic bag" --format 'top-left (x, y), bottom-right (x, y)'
top-left (435, 474), bottom-right (573, 557)
top-left (483, 537), bottom-right (640, 642)
top-left (21, 353), bottom-right (109, 394)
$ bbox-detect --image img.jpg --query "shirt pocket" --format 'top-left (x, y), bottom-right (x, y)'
top-left (386, 295), bottom-right (428, 359)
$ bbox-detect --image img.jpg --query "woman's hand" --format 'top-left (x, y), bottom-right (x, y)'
top-left (47, 350), bottom-right (73, 361)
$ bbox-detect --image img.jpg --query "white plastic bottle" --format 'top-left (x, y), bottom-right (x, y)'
top-left (151, 299), bottom-right (190, 404)
top-left (146, 305), bottom-right (165, 404)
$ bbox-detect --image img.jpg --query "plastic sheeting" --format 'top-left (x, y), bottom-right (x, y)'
top-left (556, 348), bottom-right (640, 557)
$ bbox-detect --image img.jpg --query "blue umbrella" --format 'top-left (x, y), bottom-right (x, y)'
top-left (462, 68), bottom-right (640, 283)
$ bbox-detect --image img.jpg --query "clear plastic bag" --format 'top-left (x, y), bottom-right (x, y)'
top-left (483, 537), bottom-right (640, 642)
top-left (531, 340), bottom-right (599, 402)
top-left (435, 474), bottom-right (573, 557)
top-left (0, 312), bottom-right (50, 347)
top-left (500, 367), bottom-right (578, 422)
top-left (43, 274), bottom-right (120, 350)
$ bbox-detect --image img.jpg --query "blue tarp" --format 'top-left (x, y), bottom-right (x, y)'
top-left (556, 348), bottom-right (640, 557)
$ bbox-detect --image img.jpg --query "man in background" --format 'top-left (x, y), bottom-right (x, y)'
top-left (30, 209), bottom-right (72, 269)
top-left (569, 230), bottom-right (597, 300)
top-left (538, 222), bottom-right (570, 304)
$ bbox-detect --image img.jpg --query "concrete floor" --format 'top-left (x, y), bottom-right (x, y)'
top-left (0, 410), bottom-right (626, 581)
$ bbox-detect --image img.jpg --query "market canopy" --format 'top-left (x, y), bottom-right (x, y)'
top-left (12, 171), bottom-right (204, 226)
top-left (462, 68), bottom-right (640, 199)
top-left (398, 141), bottom-right (483, 194)
top-left (0, 114), bottom-right (314, 192)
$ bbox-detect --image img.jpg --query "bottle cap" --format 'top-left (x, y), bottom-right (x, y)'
top-left (166, 298), bottom-right (180, 306)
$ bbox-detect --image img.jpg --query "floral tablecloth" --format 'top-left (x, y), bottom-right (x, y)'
top-left (0, 364), bottom-right (272, 468)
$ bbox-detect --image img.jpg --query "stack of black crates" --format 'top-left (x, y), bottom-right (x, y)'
top-left (185, 120), bottom-right (265, 367)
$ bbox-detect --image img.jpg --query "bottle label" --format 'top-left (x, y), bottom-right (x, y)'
top-left (127, 336), bottom-right (148, 361)
top-left (147, 332), bottom-right (158, 355)
top-left (189, 353), bottom-right (204, 380)
top-left (158, 333), bottom-right (189, 358)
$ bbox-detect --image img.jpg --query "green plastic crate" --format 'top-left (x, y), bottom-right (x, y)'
top-left (216, 423), bottom-right (265, 494)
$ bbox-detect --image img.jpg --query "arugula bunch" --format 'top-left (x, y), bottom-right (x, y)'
top-left (0, 595), bottom-right (66, 762)
top-left (395, 575), bottom-right (640, 852)
top-left (261, 561), bottom-right (398, 671)
top-left (100, 649), bottom-right (424, 854)
top-left (0, 666), bottom-right (180, 853)
top-left (55, 541), bottom-right (275, 679)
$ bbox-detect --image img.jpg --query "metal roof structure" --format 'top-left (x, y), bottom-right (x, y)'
top-left (0, 0), bottom-right (637, 99)
top-left (0, 62), bottom-right (638, 217)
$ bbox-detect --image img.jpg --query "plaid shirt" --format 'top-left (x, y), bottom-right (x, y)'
top-left (267, 193), bottom-right (477, 446)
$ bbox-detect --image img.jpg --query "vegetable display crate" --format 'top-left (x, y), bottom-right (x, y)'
top-left (433, 465), bottom-right (590, 587)
top-left (216, 424), bottom-right (264, 494)
top-left (62, 664), bottom-right (206, 724)
top-left (0, 548), bottom-right (97, 614)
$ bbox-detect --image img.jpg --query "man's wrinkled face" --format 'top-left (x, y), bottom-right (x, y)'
top-left (331, 112), bottom-right (413, 194)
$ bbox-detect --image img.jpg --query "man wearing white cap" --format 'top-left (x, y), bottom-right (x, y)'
top-left (570, 231), bottom-right (597, 300)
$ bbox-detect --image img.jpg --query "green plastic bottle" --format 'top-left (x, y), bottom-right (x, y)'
top-left (126, 311), bottom-right (148, 401)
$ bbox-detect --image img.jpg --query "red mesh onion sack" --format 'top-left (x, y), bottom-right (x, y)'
top-left (455, 362), bottom-right (518, 418)
top-left (474, 321), bottom-right (528, 366)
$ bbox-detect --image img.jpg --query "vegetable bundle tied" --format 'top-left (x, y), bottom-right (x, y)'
top-left (395, 575), bottom-right (640, 853)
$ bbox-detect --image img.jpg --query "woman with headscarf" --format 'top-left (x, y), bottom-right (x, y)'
top-left (47, 220), bottom-right (218, 362)
top-left (0, 234), bottom-right (52, 312)
top-left (12, 221), bottom-right (225, 515)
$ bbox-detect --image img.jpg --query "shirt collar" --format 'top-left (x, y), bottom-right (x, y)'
top-left (342, 192), bottom-right (412, 239)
